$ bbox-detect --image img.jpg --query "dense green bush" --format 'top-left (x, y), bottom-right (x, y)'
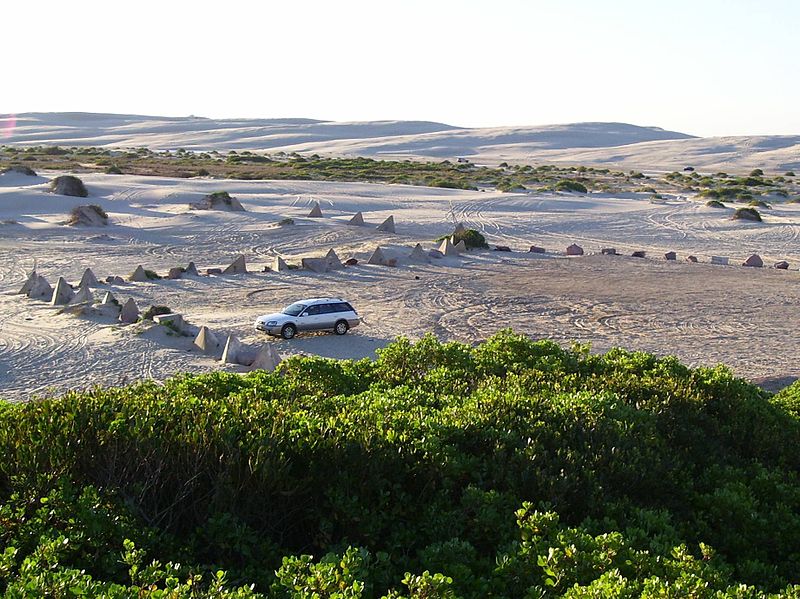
top-left (436, 228), bottom-right (489, 250)
top-left (1, 331), bottom-right (799, 596)
top-left (705, 199), bottom-right (726, 208)
top-left (733, 207), bottom-right (763, 221)
top-left (554, 179), bottom-right (588, 193)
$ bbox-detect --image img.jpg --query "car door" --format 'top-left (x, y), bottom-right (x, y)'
top-left (298, 304), bottom-right (323, 330)
top-left (317, 303), bottom-right (338, 330)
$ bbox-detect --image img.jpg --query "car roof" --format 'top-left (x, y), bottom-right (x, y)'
top-left (291, 297), bottom-right (347, 305)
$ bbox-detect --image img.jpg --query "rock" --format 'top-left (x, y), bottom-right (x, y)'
top-left (250, 344), bottom-right (282, 372)
top-left (272, 256), bottom-right (288, 272)
top-left (347, 212), bottom-right (365, 226)
top-left (386, 258), bottom-right (398, 267)
top-left (185, 262), bottom-right (199, 276)
top-left (101, 291), bottom-right (117, 305)
top-left (367, 246), bottom-right (388, 266)
top-left (494, 245), bottom-right (512, 252)
top-left (206, 268), bottom-right (223, 276)
top-left (69, 285), bottom-right (93, 305)
top-left (631, 251), bottom-right (646, 258)
top-left (438, 238), bottom-right (458, 257)
top-left (194, 326), bottom-right (221, 353)
top-left (28, 275), bottom-right (52, 299)
top-left (167, 267), bottom-right (183, 279)
top-left (408, 244), bottom-right (429, 261)
top-left (307, 203), bottom-right (323, 217)
top-left (529, 246), bottom-right (546, 254)
top-left (129, 265), bottom-right (149, 282)
top-left (223, 254), bottom-right (247, 275)
top-left (153, 313), bottom-right (184, 331)
top-left (742, 254), bottom-right (763, 267)
top-left (566, 244), bottom-right (584, 256)
top-left (189, 191), bottom-right (245, 211)
top-left (711, 256), bottom-right (729, 265)
top-left (376, 215), bottom-right (395, 233)
top-left (17, 270), bottom-right (38, 295)
top-left (601, 248), bottom-right (617, 255)
top-left (325, 249), bottom-right (345, 270)
top-left (221, 335), bottom-right (243, 364)
top-left (302, 257), bottom-right (328, 273)
top-left (67, 205), bottom-right (108, 226)
top-left (686, 255), bottom-right (699, 263)
top-left (664, 251), bottom-right (677, 261)
top-left (344, 258), bottom-right (358, 266)
top-left (774, 260), bottom-right (790, 270)
top-left (119, 298), bottom-right (140, 324)
top-left (50, 277), bottom-right (75, 305)
top-left (78, 268), bottom-right (100, 288)
top-left (51, 175), bottom-right (88, 197)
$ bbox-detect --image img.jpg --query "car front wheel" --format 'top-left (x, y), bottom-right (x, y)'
top-left (281, 323), bottom-right (297, 339)
top-left (334, 320), bottom-right (349, 335)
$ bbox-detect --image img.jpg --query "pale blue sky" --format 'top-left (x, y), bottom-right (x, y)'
top-left (4, 0), bottom-right (798, 136)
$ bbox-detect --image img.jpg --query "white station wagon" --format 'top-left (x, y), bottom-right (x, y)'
top-left (254, 297), bottom-right (361, 339)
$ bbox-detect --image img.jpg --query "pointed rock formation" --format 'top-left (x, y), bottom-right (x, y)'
top-left (69, 285), bottom-right (93, 305)
top-left (742, 254), bottom-right (763, 267)
top-left (272, 256), bottom-right (288, 272)
top-left (223, 254), bottom-right (247, 275)
top-left (302, 257), bottom-right (328, 273)
top-left (221, 335), bottom-right (242, 364)
top-left (250, 344), bottom-right (282, 372)
top-left (129, 265), bottom-right (149, 282)
top-left (408, 244), bottom-right (428, 261)
top-left (438, 238), bottom-right (458, 257)
top-left (376, 215), bottom-right (396, 233)
top-left (367, 246), bottom-right (388, 266)
top-left (307, 203), bottom-right (323, 218)
top-left (452, 222), bottom-right (466, 236)
top-left (101, 291), bottom-right (117, 305)
top-left (50, 277), bottom-right (75, 306)
top-left (119, 298), bottom-right (140, 324)
top-left (454, 240), bottom-right (467, 253)
top-left (79, 268), bottom-right (99, 288)
top-left (325, 248), bottom-right (344, 270)
top-left (28, 275), bottom-right (52, 300)
top-left (347, 212), bottom-right (365, 226)
top-left (194, 326), bottom-right (221, 354)
top-left (17, 270), bottom-right (38, 295)
top-left (185, 261), bottom-right (199, 276)
top-left (565, 244), bottom-right (584, 256)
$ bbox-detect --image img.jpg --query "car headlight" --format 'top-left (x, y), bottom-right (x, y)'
top-left (266, 320), bottom-right (277, 326)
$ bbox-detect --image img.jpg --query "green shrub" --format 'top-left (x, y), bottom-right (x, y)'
top-left (436, 228), bottom-right (489, 249)
top-left (785, 171), bottom-right (795, 177)
top-left (750, 168), bottom-right (764, 177)
top-left (748, 199), bottom-right (771, 209)
top-left (732, 207), bottom-right (762, 221)
top-left (554, 179), bottom-right (588, 193)
top-left (705, 200), bottom-right (726, 208)
top-left (104, 165), bottom-right (123, 175)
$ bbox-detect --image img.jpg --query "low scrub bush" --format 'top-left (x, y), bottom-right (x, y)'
top-left (554, 179), bottom-right (588, 193)
top-left (733, 207), bottom-right (763, 221)
top-left (141, 305), bottom-right (171, 320)
top-left (705, 199), bottom-right (726, 208)
top-left (436, 228), bottom-right (489, 249)
top-left (1, 332), bottom-right (800, 595)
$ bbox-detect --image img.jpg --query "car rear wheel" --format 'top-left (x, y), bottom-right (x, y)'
top-left (281, 323), bottom-right (297, 339)
top-left (334, 320), bottom-right (349, 335)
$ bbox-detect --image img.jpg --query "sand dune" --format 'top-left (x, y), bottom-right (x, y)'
top-left (3, 112), bottom-right (799, 172)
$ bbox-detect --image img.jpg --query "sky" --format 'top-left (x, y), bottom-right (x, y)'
top-left (3, 0), bottom-right (798, 136)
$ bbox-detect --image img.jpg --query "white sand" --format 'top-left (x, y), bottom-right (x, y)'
top-left (1, 171), bottom-right (799, 400)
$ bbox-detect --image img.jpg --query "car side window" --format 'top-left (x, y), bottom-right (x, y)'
top-left (304, 305), bottom-right (321, 316)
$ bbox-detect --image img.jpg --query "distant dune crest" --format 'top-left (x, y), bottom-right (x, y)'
top-left (2, 112), bottom-right (798, 171)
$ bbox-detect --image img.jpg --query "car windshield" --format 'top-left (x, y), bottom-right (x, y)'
top-left (282, 302), bottom-right (306, 316)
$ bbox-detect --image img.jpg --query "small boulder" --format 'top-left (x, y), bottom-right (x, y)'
top-left (774, 260), bottom-right (790, 270)
top-left (686, 255), bottom-right (699, 263)
top-left (664, 251), bottom-right (677, 261)
top-left (631, 251), bottom-right (646, 258)
top-left (494, 245), bottom-right (511, 252)
top-left (529, 246), bottom-right (546, 254)
top-left (167, 267), bottom-right (183, 279)
top-left (206, 267), bottom-right (223, 276)
top-left (601, 248), bottom-right (617, 255)
top-left (742, 254), bottom-right (763, 267)
top-left (344, 257), bottom-right (358, 266)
